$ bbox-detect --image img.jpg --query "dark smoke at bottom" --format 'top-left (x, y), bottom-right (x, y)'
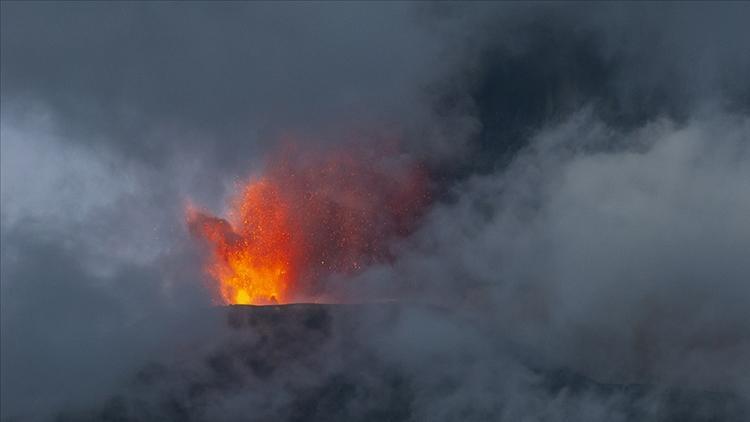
top-left (57, 304), bottom-right (747, 422)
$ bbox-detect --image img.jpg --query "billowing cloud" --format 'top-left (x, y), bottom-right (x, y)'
top-left (2, 2), bottom-right (749, 421)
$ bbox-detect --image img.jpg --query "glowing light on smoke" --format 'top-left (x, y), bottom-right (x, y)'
top-left (187, 143), bottom-right (429, 305)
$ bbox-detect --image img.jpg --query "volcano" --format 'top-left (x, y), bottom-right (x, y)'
top-left (187, 144), bottom-right (430, 306)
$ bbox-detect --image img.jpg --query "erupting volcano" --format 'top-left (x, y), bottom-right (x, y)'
top-left (186, 143), bottom-right (430, 305)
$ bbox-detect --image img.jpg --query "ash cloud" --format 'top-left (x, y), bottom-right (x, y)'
top-left (358, 111), bottom-right (750, 387)
top-left (2, 2), bottom-right (750, 421)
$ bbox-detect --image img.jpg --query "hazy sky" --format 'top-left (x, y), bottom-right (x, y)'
top-left (2, 2), bottom-right (749, 421)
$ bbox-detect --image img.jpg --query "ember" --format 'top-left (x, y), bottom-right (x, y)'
top-left (187, 144), bottom-right (429, 305)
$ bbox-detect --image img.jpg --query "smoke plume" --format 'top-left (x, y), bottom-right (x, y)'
top-left (2, 2), bottom-right (749, 421)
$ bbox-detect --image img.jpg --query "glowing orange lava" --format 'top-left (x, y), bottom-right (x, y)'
top-left (186, 144), bottom-right (429, 305)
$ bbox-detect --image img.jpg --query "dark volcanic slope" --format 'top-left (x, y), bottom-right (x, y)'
top-left (59, 304), bottom-right (747, 422)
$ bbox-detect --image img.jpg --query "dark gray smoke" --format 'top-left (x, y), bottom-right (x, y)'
top-left (2, 2), bottom-right (749, 421)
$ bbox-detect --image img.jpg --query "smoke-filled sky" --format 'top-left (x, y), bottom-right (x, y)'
top-left (1, 2), bottom-right (749, 421)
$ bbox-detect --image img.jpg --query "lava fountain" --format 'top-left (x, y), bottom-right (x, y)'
top-left (186, 143), bottom-right (430, 305)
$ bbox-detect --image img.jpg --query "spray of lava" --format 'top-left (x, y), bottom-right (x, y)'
top-left (186, 144), bottom-right (430, 305)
